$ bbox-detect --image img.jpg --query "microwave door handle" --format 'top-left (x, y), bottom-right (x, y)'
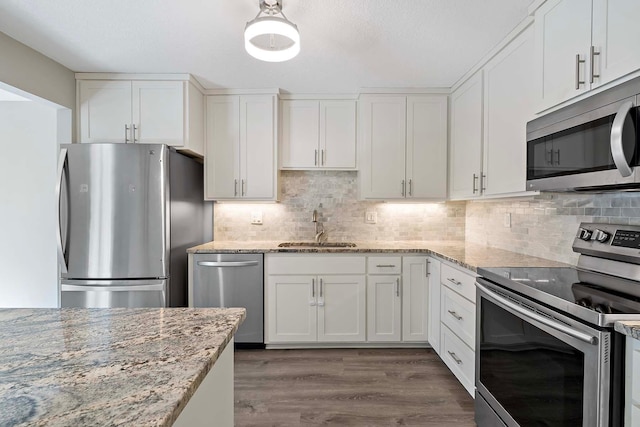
top-left (476, 282), bottom-right (597, 345)
top-left (610, 100), bottom-right (635, 177)
top-left (56, 148), bottom-right (68, 273)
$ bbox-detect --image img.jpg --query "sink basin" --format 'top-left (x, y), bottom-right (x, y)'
top-left (278, 242), bottom-right (357, 248)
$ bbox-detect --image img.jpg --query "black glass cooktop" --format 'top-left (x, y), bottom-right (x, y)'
top-left (478, 266), bottom-right (640, 325)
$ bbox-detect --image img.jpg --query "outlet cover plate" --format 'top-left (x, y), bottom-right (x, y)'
top-left (365, 211), bottom-right (377, 224)
top-left (251, 211), bottom-right (263, 225)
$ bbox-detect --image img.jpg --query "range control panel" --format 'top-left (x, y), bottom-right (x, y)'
top-left (611, 230), bottom-right (640, 249)
top-left (573, 223), bottom-right (640, 261)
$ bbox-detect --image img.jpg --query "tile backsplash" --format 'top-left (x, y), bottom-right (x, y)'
top-left (466, 192), bottom-right (640, 265)
top-left (214, 171), bottom-right (466, 242)
top-left (213, 171), bottom-right (640, 266)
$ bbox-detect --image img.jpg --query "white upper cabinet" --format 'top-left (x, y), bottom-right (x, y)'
top-left (205, 94), bottom-right (278, 201)
top-left (449, 72), bottom-right (483, 200)
top-left (591, 0), bottom-right (640, 88)
top-left (77, 75), bottom-right (204, 156)
top-left (535, 0), bottom-right (640, 111)
top-left (483, 24), bottom-right (535, 196)
top-left (79, 80), bottom-right (132, 144)
top-left (281, 99), bottom-right (356, 170)
top-left (450, 22), bottom-right (536, 200)
top-left (406, 96), bottom-right (448, 199)
top-left (535, 0), bottom-right (591, 110)
top-left (359, 94), bottom-right (447, 200)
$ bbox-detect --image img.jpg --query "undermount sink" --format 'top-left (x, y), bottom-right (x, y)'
top-left (278, 242), bottom-right (357, 248)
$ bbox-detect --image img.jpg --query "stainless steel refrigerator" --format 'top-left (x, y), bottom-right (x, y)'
top-left (58, 143), bottom-right (212, 308)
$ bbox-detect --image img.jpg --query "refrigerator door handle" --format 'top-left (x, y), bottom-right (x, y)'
top-left (56, 148), bottom-right (68, 273)
top-left (61, 284), bottom-right (165, 292)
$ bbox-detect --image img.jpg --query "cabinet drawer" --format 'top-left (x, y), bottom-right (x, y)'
top-left (441, 324), bottom-right (475, 397)
top-left (267, 255), bottom-right (366, 275)
top-left (441, 286), bottom-right (476, 349)
top-left (441, 263), bottom-right (476, 302)
top-left (368, 257), bottom-right (402, 275)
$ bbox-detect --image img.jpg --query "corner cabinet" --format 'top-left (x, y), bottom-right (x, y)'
top-left (280, 99), bottom-right (356, 170)
top-left (450, 23), bottom-right (536, 200)
top-left (76, 75), bottom-right (204, 156)
top-left (204, 94), bottom-right (278, 201)
top-left (358, 94), bottom-right (448, 201)
top-left (535, 0), bottom-right (640, 112)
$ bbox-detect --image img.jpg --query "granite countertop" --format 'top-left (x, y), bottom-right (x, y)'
top-left (615, 321), bottom-right (640, 340)
top-left (188, 240), bottom-right (569, 272)
top-left (0, 307), bottom-right (246, 427)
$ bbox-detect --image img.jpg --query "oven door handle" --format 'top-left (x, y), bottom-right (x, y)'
top-left (476, 282), bottom-right (597, 345)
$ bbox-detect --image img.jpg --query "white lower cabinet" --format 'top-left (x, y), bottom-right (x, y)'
top-left (366, 275), bottom-right (401, 342)
top-left (439, 261), bottom-right (477, 397)
top-left (626, 336), bottom-right (640, 426)
top-left (402, 257), bottom-right (429, 342)
top-left (441, 324), bottom-right (475, 396)
top-left (265, 255), bottom-right (366, 344)
top-left (427, 257), bottom-right (442, 354)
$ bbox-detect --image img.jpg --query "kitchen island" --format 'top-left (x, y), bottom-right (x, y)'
top-left (0, 307), bottom-right (245, 427)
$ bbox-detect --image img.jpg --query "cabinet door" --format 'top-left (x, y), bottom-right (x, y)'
top-left (317, 275), bottom-right (366, 342)
top-left (427, 257), bottom-right (442, 354)
top-left (79, 80), bottom-right (132, 143)
top-left (266, 275), bottom-right (317, 343)
top-left (406, 95), bottom-right (448, 199)
top-left (449, 72), bottom-right (483, 200)
top-left (281, 100), bottom-right (319, 168)
top-left (366, 275), bottom-right (401, 342)
top-left (240, 95), bottom-right (277, 200)
top-left (359, 96), bottom-right (407, 199)
top-left (535, 0), bottom-right (592, 111)
top-left (205, 96), bottom-right (240, 200)
top-left (402, 257), bottom-right (429, 342)
top-left (592, 0), bottom-right (640, 88)
top-left (132, 81), bottom-right (185, 145)
top-left (483, 25), bottom-right (535, 196)
top-left (320, 100), bottom-right (357, 169)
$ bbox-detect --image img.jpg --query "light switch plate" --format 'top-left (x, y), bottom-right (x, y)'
top-left (251, 211), bottom-right (263, 225)
top-left (504, 213), bottom-right (511, 228)
top-left (365, 211), bottom-right (377, 224)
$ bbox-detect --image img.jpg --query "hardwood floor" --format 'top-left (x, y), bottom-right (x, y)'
top-left (234, 348), bottom-right (476, 426)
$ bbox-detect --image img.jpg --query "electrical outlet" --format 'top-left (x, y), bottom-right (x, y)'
top-left (251, 211), bottom-right (263, 225)
top-left (365, 211), bottom-right (377, 224)
top-left (504, 213), bottom-right (511, 228)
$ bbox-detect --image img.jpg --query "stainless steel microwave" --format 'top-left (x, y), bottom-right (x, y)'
top-left (526, 76), bottom-right (640, 192)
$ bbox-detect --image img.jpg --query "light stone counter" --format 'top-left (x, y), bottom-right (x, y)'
top-left (0, 307), bottom-right (245, 427)
top-left (187, 240), bottom-right (570, 271)
top-left (615, 321), bottom-right (640, 340)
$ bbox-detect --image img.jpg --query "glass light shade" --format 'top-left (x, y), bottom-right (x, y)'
top-left (244, 16), bottom-right (300, 62)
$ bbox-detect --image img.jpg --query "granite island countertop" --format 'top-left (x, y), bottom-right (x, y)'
top-left (0, 307), bottom-right (245, 427)
top-left (188, 240), bottom-right (570, 271)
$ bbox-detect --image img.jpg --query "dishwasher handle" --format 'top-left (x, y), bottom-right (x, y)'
top-left (197, 261), bottom-right (260, 268)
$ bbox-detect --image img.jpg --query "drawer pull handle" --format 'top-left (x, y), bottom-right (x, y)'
top-left (447, 278), bottom-right (462, 286)
top-left (376, 264), bottom-right (397, 268)
top-left (447, 351), bottom-right (463, 365)
top-left (447, 310), bottom-right (463, 321)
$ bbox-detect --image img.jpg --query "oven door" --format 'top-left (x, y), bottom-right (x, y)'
top-left (475, 278), bottom-right (610, 427)
top-left (526, 95), bottom-right (639, 191)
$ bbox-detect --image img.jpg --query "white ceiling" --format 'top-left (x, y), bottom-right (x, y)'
top-left (0, 0), bottom-right (534, 93)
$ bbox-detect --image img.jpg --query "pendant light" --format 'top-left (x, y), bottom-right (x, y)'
top-left (244, 0), bottom-right (300, 62)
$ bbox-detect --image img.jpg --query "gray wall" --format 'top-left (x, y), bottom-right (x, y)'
top-left (0, 31), bottom-right (75, 134)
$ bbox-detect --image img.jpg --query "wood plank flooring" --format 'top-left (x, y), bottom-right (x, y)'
top-left (234, 348), bottom-right (476, 426)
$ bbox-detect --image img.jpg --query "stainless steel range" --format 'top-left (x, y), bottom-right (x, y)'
top-left (475, 222), bottom-right (640, 427)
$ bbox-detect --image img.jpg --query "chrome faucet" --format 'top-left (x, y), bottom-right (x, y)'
top-left (312, 209), bottom-right (326, 243)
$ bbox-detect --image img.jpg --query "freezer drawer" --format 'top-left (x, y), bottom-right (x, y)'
top-left (192, 253), bottom-right (264, 344)
top-left (61, 279), bottom-right (166, 308)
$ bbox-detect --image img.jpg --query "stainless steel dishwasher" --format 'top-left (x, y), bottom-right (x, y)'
top-left (192, 253), bottom-right (264, 345)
